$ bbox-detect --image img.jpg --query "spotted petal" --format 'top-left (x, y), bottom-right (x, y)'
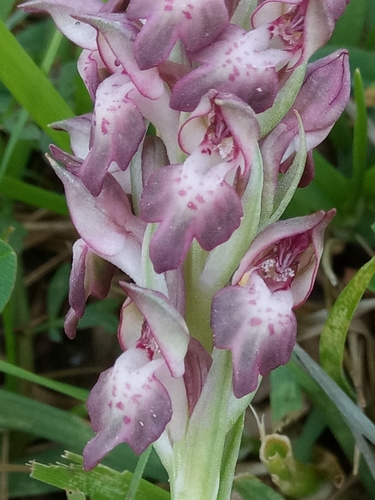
top-left (79, 73), bottom-right (145, 196)
top-left (127, 0), bottom-right (230, 69)
top-left (211, 274), bottom-right (296, 397)
top-left (83, 349), bottom-right (170, 469)
top-left (75, 13), bottom-right (165, 99)
top-left (141, 150), bottom-right (243, 273)
top-left (170, 23), bottom-right (288, 112)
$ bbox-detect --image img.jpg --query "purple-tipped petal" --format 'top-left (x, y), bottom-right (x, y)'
top-left (170, 23), bottom-right (288, 112)
top-left (49, 156), bottom-right (145, 282)
top-left (76, 13), bottom-right (165, 99)
top-left (127, 0), bottom-right (230, 69)
top-left (141, 152), bottom-right (243, 273)
top-left (119, 283), bottom-right (190, 378)
top-left (51, 114), bottom-right (91, 159)
top-left (261, 50), bottom-right (350, 192)
top-left (79, 73), bottom-right (146, 196)
top-left (183, 337), bottom-right (212, 413)
top-left (77, 49), bottom-right (107, 101)
top-left (65, 239), bottom-right (116, 339)
top-left (19, 0), bottom-right (103, 50)
top-left (83, 349), bottom-right (171, 469)
top-left (212, 274), bottom-right (296, 397)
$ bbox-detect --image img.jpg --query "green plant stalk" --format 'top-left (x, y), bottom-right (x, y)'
top-left (217, 412), bottom-right (246, 500)
top-left (125, 447), bottom-right (152, 500)
top-left (348, 69), bottom-right (367, 214)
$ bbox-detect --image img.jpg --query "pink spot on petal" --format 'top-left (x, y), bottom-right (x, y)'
top-left (164, 5), bottom-right (173, 10)
top-left (229, 74), bottom-right (235, 81)
top-left (250, 317), bottom-right (262, 326)
top-left (196, 194), bottom-right (205, 203)
top-left (187, 201), bottom-right (198, 210)
top-left (125, 382), bottom-right (131, 390)
top-left (178, 189), bottom-right (187, 196)
top-left (183, 10), bottom-right (192, 19)
top-left (268, 324), bottom-right (275, 335)
top-left (174, 177), bottom-right (181, 183)
top-left (123, 416), bottom-right (131, 425)
top-left (101, 118), bottom-right (110, 135)
top-left (108, 401), bottom-right (113, 409)
top-left (116, 401), bottom-right (124, 410)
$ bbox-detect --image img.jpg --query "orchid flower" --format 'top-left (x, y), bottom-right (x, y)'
top-left (251, 0), bottom-right (350, 68)
top-left (261, 49), bottom-right (350, 194)
top-left (140, 91), bottom-right (259, 273)
top-left (64, 239), bottom-right (116, 340)
top-left (211, 210), bottom-right (335, 398)
top-left (83, 282), bottom-right (190, 470)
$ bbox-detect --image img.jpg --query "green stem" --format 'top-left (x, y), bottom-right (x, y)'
top-left (348, 69), bottom-right (367, 213)
top-left (217, 412), bottom-right (246, 500)
top-left (183, 240), bottom-right (212, 350)
top-left (125, 446), bottom-right (152, 500)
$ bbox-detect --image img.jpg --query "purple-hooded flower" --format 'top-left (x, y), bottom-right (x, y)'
top-left (261, 49), bottom-right (350, 190)
top-left (64, 239), bottom-right (115, 340)
top-left (83, 283), bottom-right (190, 469)
top-left (170, 23), bottom-right (289, 112)
top-left (49, 154), bottom-right (145, 283)
top-left (19, 0), bottom-right (104, 50)
top-left (211, 210), bottom-right (335, 398)
top-left (75, 13), bottom-right (165, 100)
top-left (126, 0), bottom-right (231, 70)
top-left (251, 0), bottom-right (349, 67)
top-left (141, 92), bottom-right (259, 274)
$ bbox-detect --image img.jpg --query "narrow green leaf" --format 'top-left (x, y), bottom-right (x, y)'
top-left (320, 255), bottom-right (375, 396)
top-left (0, 175), bottom-right (68, 214)
top-left (290, 346), bottom-right (375, 497)
top-left (0, 239), bottom-right (16, 313)
top-left (233, 475), bottom-right (285, 500)
top-left (0, 360), bottom-right (89, 401)
top-left (0, 18), bottom-right (74, 150)
top-left (348, 69), bottom-right (367, 212)
top-left (30, 452), bottom-right (170, 500)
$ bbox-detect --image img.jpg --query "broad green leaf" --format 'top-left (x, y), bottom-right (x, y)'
top-left (0, 176), bottom-right (68, 215)
top-left (233, 475), bottom-right (285, 500)
top-left (320, 255), bottom-right (375, 396)
top-left (66, 492), bottom-right (86, 500)
top-left (0, 19), bottom-right (74, 150)
top-left (0, 239), bottom-right (16, 313)
top-left (0, 389), bottom-right (167, 481)
top-left (30, 452), bottom-right (170, 500)
top-left (270, 365), bottom-right (303, 431)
